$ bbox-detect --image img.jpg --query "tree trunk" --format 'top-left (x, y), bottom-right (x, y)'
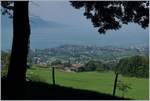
top-left (112, 72), bottom-right (119, 96)
top-left (6, 1), bottom-right (30, 99)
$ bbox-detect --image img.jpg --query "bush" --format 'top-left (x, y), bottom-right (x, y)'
top-left (1, 66), bottom-right (8, 78)
top-left (84, 60), bottom-right (109, 72)
top-left (117, 80), bottom-right (132, 98)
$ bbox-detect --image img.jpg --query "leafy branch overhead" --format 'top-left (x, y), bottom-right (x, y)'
top-left (1, 1), bottom-right (13, 18)
top-left (70, 1), bottom-right (149, 33)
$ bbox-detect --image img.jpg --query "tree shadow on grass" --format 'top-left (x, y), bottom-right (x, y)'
top-left (1, 77), bottom-right (131, 100)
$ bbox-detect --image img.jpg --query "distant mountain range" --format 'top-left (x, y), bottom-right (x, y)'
top-left (1, 15), bottom-right (149, 50)
top-left (1, 15), bottom-right (67, 29)
top-left (30, 16), bottom-right (67, 28)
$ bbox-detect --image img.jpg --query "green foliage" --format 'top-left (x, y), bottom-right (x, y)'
top-left (1, 51), bottom-right (11, 77)
top-left (1, 51), bottom-right (11, 68)
top-left (27, 56), bottom-right (33, 68)
top-left (85, 61), bottom-right (97, 71)
top-left (117, 80), bottom-right (132, 98)
top-left (85, 60), bottom-right (108, 71)
top-left (63, 61), bottom-right (71, 67)
top-left (116, 55), bottom-right (149, 78)
top-left (51, 59), bottom-right (62, 66)
top-left (1, 67), bottom-right (8, 78)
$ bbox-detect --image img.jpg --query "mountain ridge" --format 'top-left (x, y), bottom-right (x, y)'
top-left (1, 15), bottom-right (68, 29)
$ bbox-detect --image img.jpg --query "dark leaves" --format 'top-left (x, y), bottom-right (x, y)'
top-left (1, 1), bottom-right (14, 18)
top-left (70, 1), bottom-right (149, 34)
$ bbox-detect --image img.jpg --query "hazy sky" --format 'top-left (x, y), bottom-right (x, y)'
top-left (1, 1), bottom-right (149, 49)
top-left (29, 1), bottom-right (92, 27)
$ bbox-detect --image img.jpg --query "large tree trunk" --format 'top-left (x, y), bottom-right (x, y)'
top-left (6, 1), bottom-right (30, 99)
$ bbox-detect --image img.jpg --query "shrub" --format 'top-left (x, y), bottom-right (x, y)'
top-left (117, 80), bottom-right (132, 98)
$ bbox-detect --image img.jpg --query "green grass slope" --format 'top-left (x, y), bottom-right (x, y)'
top-left (2, 77), bottom-right (129, 100)
top-left (26, 66), bottom-right (149, 100)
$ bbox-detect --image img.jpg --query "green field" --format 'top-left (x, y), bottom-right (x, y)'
top-left (26, 66), bottom-right (149, 100)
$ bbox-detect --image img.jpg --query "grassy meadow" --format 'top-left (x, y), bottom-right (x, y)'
top-left (26, 66), bottom-right (149, 100)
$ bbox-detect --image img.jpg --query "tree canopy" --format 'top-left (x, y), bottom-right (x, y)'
top-left (1, 1), bottom-right (13, 18)
top-left (70, 1), bottom-right (149, 33)
top-left (115, 55), bottom-right (149, 78)
top-left (84, 60), bottom-right (109, 71)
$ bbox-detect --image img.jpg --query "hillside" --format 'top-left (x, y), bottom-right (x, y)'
top-left (24, 67), bottom-right (148, 100)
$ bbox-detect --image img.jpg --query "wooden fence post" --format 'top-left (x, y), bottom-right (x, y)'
top-left (52, 66), bottom-right (55, 86)
top-left (113, 72), bottom-right (119, 96)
